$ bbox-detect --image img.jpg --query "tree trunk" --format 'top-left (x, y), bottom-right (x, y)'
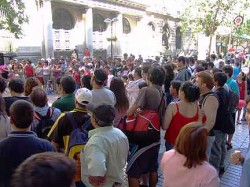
top-left (208, 35), bottom-right (213, 56)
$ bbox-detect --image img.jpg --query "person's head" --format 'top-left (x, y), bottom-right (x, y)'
top-left (210, 54), bottom-right (216, 62)
top-left (91, 68), bottom-right (107, 87)
top-left (10, 100), bottom-right (34, 129)
top-left (164, 63), bottom-right (174, 79)
top-left (24, 77), bottom-right (41, 96)
top-left (175, 122), bottom-right (208, 168)
top-left (169, 80), bottom-right (182, 97)
top-left (81, 75), bottom-right (92, 90)
top-left (30, 87), bottom-right (48, 107)
top-left (177, 56), bottom-right (186, 69)
top-left (8, 78), bottom-right (25, 94)
top-left (147, 67), bottom-right (165, 86)
top-left (237, 71), bottom-right (246, 82)
top-left (11, 152), bottom-right (76, 187)
top-left (0, 77), bottom-right (7, 94)
top-left (222, 65), bottom-right (233, 78)
top-left (110, 77), bottom-right (129, 112)
top-left (179, 82), bottom-right (200, 102)
top-left (196, 71), bottom-right (214, 93)
top-left (207, 62), bottom-right (214, 70)
top-left (213, 72), bottom-right (227, 87)
top-left (141, 64), bottom-right (150, 81)
top-left (133, 67), bottom-right (142, 80)
top-left (89, 105), bottom-right (115, 128)
top-left (75, 88), bottom-right (92, 108)
top-left (60, 75), bottom-right (76, 94)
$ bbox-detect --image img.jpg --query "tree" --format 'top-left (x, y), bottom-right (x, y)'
top-left (181, 0), bottom-right (249, 56)
top-left (0, 0), bottom-right (28, 38)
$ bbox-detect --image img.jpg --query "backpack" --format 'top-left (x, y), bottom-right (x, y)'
top-left (65, 112), bottom-right (91, 182)
top-left (65, 112), bottom-right (90, 159)
top-left (34, 107), bottom-right (54, 139)
top-left (228, 89), bottom-right (240, 112)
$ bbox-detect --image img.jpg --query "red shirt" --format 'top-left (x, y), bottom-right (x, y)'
top-left (237, 80), bottom-right (246, 100)
top-left (84, 50), bottom-right (90, 57)
top-left (165, 103), bottom-right (199, 145)
top-left (73, 71), bottom-right (80, 83)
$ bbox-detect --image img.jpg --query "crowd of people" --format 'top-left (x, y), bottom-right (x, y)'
top-left (0, 52), bottom-right (249, 187)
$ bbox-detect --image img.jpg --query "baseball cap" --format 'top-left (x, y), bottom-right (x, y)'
top-left (75, 88), bottom-right (92, 105)
top-left (88, 104), bottom-right (115, 125)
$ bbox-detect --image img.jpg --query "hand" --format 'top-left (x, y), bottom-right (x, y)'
top-left (230, 150), bottom-right (244, 165)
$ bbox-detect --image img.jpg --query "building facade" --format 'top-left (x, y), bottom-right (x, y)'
top-left (0, 0), bottom-right (197, 61)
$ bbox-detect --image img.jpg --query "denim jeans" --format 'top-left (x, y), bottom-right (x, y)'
top-left (209, 130), bottom-right (227, 172)
top-left (206, 135), bottom-right (215, 160)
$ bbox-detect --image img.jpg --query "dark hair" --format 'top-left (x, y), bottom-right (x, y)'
top-left (10, 100), bottom-right (34, 128)
top-left (240, 72), bottom-right (246, 81)
top-left (210, 54), bottom-right (216, 61)
top-left (196, 72), bottom-right (214, 90)
top-left (11, 152), bottom-right (76, 187)
top-left (30, 87), bottom-right (48, 107)
top-left (110, 78), bottom-right (129, 113)
top-left (178, 56), bottom-right (186, 65)
top-left (60, 75), bottom-right (76, 94)
top-left (24, 77), bottom-right (41, 96)
top-left (164, 64), bottom-right (175, 80)
top-left (147, 67), bottom-right (165, 86)
top-left (180, 82), bottom-right (200, 102)
top-left (195, 65), bottom-right (205, 73)
top-left (0, 95), bottom-right (7, 116)
top-left (9, 78), bottom-right (25, 94)
top-left (134, 67), bottom-right (142, 78)
top-left (175, 122), bottom-right (208, 169)
top-left (189, 57), bottom-right (195, 64)
top-left (170, 80), bottom-right (182, 93)
top-left (222, 65), bottom-right (233, 77)
top-left (213, 72), bottom-right (227, 87)
top-left (211, 68), bottom-right (222, 75)
top-left (81, 75), bottom-right (92, 90)
top-left (0, 77), bottom-right (7, 93)
top-left (93, 68), bottom-right (107, 86)
top-left (208, 62), bottom-right (214, 68)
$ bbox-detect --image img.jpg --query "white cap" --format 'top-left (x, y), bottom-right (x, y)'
top-left (75, 88), bottom-right (92, 105)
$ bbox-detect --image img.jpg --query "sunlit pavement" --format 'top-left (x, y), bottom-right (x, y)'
top-left (47, 93), bottom-right (249, 187)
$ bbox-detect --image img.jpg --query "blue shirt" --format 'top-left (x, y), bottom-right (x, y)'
top-left (226, 78), bottom-right (240, 95)
top-left (233, 66), bottom-right (241, 79)
top-left (0, 131), bottom-right (55, 187)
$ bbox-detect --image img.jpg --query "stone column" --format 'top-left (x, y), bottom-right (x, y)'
top-left (85, 8), bottom-right (93, 57)
top-left (116, 13), bottom-right (123, 58)
top-left (43, 0), bottom-right (54, 58)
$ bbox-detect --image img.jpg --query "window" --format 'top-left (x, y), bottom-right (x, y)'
top-left (123, 18), bottom-right (131, 34)
top-left (93, 14), bottom-right (106, 32)
top-left (53, 8), bottom-right (75, 30)
top-left (176, 26), bottom-right (182, 49)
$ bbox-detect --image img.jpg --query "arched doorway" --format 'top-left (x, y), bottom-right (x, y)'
top-left (162, 23), bottom-right (171, 49)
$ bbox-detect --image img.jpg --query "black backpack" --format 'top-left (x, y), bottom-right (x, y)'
top-left (228, 89), bottom-right (240, 112)
top-left (34, 107), bottom-right (54, 139)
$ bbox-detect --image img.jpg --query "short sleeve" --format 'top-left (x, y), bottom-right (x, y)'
top-left (134, 88), bottom-right (146, 108)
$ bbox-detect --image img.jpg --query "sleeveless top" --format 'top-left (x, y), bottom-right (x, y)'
top-left (165, 103), bottom-right (199, 145)
top-left (199, 92), bottom-right (218, 136)
top-left (237, 80), bottom-right (245, 100)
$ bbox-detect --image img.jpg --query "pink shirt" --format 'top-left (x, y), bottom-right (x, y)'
top-left (161, 150), bottom-right (219, 187)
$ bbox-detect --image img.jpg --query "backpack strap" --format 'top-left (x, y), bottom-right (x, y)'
top-left (65, 112), bottom-right (91, 130)
top-left (34, 107), bottom-right (53, 121)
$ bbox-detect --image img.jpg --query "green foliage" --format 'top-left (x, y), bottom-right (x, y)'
top-left (0, 0), bottom-right (29, 38)
top-left (181, 0), bottom-right (249, 37)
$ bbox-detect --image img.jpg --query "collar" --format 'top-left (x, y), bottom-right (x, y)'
top-left (8, 131), bottom-right (37, 138)
top-left (61, 93), bottom-right (75, 99)
top-left (88, 126), bottom-right (113, 137)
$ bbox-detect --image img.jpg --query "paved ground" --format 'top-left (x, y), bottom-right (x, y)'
top-left (48, 94), bottom-right (249, 187)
